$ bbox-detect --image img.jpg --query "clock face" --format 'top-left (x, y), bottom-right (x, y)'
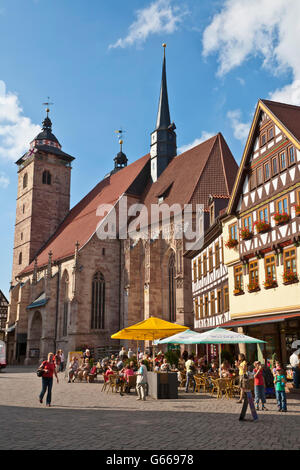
top-left (150, 144), bottom-right (157, 157)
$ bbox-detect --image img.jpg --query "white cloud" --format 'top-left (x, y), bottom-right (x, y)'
top-left (109, 0), bottom-right (186, 49)
top-left (0, 171), bottom-right (9, 188)
top-left (202, 0), bottom-right (300, 105)
top-left (227, 110), bottom-right (251, 143)
top-left (0, 80), bottom-right (40, 161)
top-left (178, 131), bottom-right (215, 153)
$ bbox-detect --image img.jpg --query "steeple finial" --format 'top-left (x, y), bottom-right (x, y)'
top-left (156, 43), bottom-right (171, 130)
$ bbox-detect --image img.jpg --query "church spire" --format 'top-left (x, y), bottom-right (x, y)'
top-left (156, 44), bottom-right (171, 130)
top-left (150, 44), bottom-right (177, 183)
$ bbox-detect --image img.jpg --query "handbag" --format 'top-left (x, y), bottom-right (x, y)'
top-left (36, 368), bottom-right (44, 377)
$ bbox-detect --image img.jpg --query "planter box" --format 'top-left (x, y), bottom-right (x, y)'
top-left (147, 371), bottom-right (178, 399)
top-left (248, 287), bottom-right (261, 293)
top-left (283, 279), bottom-right (299, 286)
top-left (233, 290), bottom-right (244, 296)
top-left (264, 283), bottom-right (278, 289)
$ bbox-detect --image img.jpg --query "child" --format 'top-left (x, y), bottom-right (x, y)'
top-left (274, 367), bottom-right (287, 412)
top-left (253, 361), bottom-right (267, 411)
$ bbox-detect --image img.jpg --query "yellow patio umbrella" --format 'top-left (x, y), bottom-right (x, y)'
top-left (111, 316), bottom-right (189, 366)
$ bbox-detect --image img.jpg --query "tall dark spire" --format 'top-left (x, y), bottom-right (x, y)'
top-left (156, 44), bottom-right (171, 130)
top-left (150, 44), bottom-right (177, 183)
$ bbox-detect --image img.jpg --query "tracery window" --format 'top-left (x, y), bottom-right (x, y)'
top-left (91, 272), bottom-right (105, 329)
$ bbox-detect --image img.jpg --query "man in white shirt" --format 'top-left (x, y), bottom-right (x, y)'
top-left (128, 348), bottom-right (133, 359)
top-left (136, 360), bottom-right (148, 401)
top-left (290, 348), bottom-right (300, 389)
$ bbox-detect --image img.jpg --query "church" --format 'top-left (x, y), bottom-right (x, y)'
top-left (6, 48), bottom-right (238, 364)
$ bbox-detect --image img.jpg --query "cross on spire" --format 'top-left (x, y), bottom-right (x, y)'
top-left (42, 97), bottom-right (54, 117)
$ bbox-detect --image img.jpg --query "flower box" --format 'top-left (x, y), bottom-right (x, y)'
top-left (247, 281), bottom-right (260, 293)
top-left (240, 228), bottom-right (253, 240)
top-left (254, 221), bottom-right (271, 234)
top-left (225, 238), bottom-right (238, 249)
top-left (294, 204), bottom-right (300, 217)
top-left (233, 288), bottom-right (244, 296)
top-left (273, 212), bottom-right (289, 225)
top-left (263, 278), bottom-right (278, 289)
top-left (283, 271), bottom-right (299, 285)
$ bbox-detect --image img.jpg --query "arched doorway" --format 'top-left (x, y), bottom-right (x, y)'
top-left (27, 310), bottom-right (42, 363)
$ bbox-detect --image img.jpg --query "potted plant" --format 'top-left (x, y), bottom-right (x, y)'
top-left (294, 204), bottom-right (300, 217)
top-left (254, 220), bottom-right (271, 234)
top-left (225, 238), bottom-right (239, 249)
top-left (240, 228), bottom-right (253, 240)
top-left (263, 276), bottom-right (278, 289)
top-left (247, 280), bottom-right (260, 292)
top-left (283, 270), bottom-right (299, 285)
top-left (233, 286), bottom-right (244, 295)
top-left (273, 212), bottom-right (289, 225)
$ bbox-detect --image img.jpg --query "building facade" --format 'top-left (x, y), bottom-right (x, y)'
top-left (222, 99), bottom-right (300, 364)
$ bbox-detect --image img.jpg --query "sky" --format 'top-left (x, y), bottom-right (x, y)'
top-left (1, 0), bottom-right (300, 298)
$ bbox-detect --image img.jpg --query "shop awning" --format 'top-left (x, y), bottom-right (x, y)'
top-left (219, 313), bottom-right (300, 329)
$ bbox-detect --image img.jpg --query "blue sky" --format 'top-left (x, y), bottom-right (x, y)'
top-left (0, 0), bottom-right (299, 297)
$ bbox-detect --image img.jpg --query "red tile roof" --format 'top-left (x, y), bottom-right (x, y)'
top-left (20, 154), bottom-right (150, 275)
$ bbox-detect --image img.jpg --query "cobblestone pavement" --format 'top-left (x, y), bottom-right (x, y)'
top-left (0, 367), bottom-right (300, 450)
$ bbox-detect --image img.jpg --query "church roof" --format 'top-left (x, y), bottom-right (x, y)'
top-left (20, 153), bottom-right (150, 275)
top-left (142, 132), bottom-right (237, 211)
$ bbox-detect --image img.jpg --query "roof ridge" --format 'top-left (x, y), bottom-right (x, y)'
top-left (262, 99), bottom-right (300, 111)
top-left (178, 133), bottom-right (219, 157)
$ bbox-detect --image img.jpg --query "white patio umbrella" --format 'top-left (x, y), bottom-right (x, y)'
top-left (156, 327), bottom-right (266, 377)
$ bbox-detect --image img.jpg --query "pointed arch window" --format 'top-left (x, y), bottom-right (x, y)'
top-left (42, 170), bottom-right (51, 185)
top-left (62, 274), bottom-right (69, 337)
top-left (168, 252), bottom-right (176, 322)
top-left (91, 272), bottom-right (105, 329)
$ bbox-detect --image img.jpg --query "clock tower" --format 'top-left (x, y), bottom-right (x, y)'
top-left (150, 44), bottom-right (177, 183)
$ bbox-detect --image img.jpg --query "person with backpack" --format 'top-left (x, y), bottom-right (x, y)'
top-left (38, 352), bottom-right (59, 407)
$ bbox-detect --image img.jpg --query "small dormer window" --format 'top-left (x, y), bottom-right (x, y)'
top-left (42, 170), bottom-right (51, 185)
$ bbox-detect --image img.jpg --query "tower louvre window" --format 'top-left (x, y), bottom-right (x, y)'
top-left (42, 170), bottom-right (51, 185)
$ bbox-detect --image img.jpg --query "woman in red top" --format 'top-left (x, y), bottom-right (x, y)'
top-left (38, 352), bottom-right (59, 407)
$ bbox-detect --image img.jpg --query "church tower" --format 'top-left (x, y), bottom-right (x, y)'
top-left (150, 44), bottom-right (177, 183)
top-left (12, 108), bottom-right (75, 282)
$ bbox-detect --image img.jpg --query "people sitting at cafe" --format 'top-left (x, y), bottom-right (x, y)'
top-left (104, 365), bottom-right (115, 383)
top-left (68, 356), bottom-right (79, 383)
top-left (77, 358), bottom-right (91, 382)
top-left (220, 360), bottom-right (231, 378)
top-left (160, 358), bottom-right (171, 372)
top-left (208, 362), bottom-right (219, 376)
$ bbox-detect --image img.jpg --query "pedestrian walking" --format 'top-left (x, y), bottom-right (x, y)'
top-left (289, 348), bottom-right (300, 389)
top-left (236, 353), bottom-right (248, 403)
top-left (185, 354), bottom-right (196, 393)
top-left (38, 352), bottom-right (59, 407)
top-left (253, 361), bottom-right (267, 410)
top-left (136, 360), bottom-right (148, 401)
top-left (54, 350), bottom-right (61, 373)
top-left (274, 366), bottom-right (287, 412)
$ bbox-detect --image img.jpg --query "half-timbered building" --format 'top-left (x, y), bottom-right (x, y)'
top-left (222, 99), bottom-right (300, 364)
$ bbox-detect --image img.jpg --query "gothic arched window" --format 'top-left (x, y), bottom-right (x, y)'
top-left (168, 252), bottom-right (176, 322)
top-left (62, 273), bottom-right (69, 337)
top-left (91, 272), bottom-right (105, 329)
top-left (42, 170), bottom-right (51, 185)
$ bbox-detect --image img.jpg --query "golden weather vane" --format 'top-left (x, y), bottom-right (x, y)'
top-left (42, 97), bottom-right (54, 117)
top-left (114, 128), bottom-right (126, 151)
